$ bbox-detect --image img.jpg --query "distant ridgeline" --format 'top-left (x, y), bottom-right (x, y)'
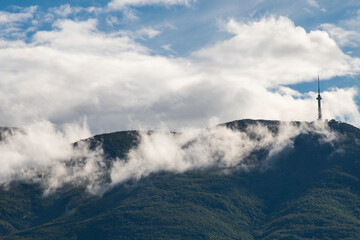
top-left (1, 119), bottom-right (360, 239)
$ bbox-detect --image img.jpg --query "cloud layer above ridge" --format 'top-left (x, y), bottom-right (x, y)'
top-left (0, 14), bottom-right (359, 132)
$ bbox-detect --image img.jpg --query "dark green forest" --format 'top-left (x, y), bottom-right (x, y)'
top-left (1, 119), bottom-right (360, 239)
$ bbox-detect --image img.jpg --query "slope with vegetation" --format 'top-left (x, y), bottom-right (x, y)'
top-left (1, 120), bottom-right (360, 239)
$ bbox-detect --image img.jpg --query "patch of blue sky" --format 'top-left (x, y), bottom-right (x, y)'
top-left (288, 76), bottom-right (360, 107)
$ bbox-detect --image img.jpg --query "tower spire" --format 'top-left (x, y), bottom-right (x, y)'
top-left (316, 75), bottom-right (322, 120)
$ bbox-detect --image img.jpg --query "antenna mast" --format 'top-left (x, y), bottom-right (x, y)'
top-left (316, 76), bottom-right (322, 120)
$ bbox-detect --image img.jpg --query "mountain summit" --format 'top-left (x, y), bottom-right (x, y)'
top-left (1, 119), bottom-right (360, 239)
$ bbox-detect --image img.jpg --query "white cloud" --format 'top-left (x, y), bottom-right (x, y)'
top-left (108, 0), bottom-right (196, 10)
top-left (162, 44), bottom-right (176, 53)
top-left (136, 27), bottom-right (161, 38)
top-left (121, 8), bottom-right (139, 22)
top-left (0, 120), bottom-right (106, 195)
top-left (320, 23), bottom-right (360, 47)
top-left (1, 0), bottom-right (360, 196)
top-left (109, 125), bottom-right (270, 184)
top-left (106, 15), bottom-right (120, 26)
top-left (340, 9), bottom-right (360, 30)
top-left (0, 6), bottom-right (38, 39)
top-left (117, 27), bottom-right (162, 39)
top-left (51, 4), bottom-right (75, 18)
top-left (321, 10), bottom-right (360, 48)
top-left (110, 121), bottom-right (335, 185)
top-left (33, 19), bottom-right (149, 53)
top-left (307, 0), bottom-right (320, 8)
top-left (195, 16), bottom-right (360, 86)
top-left (0, 16), bottom-right (359, 134)
top-left (0, 118), bottom-right (336, 195)
top-left (48, 4), bottom-right (103, 19)
top-left (321, 87), bottom-right (360, 123)
top-left (0, 6), bottom-right (37, 24)
top-left (44, 5), bottom-right (104, 24)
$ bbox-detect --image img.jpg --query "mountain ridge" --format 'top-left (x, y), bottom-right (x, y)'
top-left (1, 119), bottom-right (360, 239)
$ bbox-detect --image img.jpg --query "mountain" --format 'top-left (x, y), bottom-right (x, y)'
top-left (1, 119), bottom-right (360, 239)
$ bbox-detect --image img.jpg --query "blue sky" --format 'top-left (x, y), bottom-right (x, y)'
top-left (0, 0), bottom-right (360, 133)
top-left (3, 0), bottom-right (359, 57)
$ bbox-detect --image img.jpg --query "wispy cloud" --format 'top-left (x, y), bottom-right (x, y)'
top-left (307, 0), bottom-right (320, 8)
top-left (110, 121), bottom-right (336, 186)
top-left (0, 121), bottom-right (337, 196)
top-left (0, 120), bottom-right (106, 195)
top-left (108, 0), bottom-right (196, 10)
top-left (321, 23), bottom-right (360, 47)
top-left (0, 119), bottom-right (336, 195)
top-left (0, 6), bottom-right (37, 24)
top-left (0, 6), bottom-right (38, 39)
top-left (321, 9), bottom-right (360, 48)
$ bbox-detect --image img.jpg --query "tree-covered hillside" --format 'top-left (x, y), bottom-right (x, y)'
top-left (1, 119), bottom-right (360, 239)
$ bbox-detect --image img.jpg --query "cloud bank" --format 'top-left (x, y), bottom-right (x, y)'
top-left (195, 16), bottom-right (360, 85)
top-left (0, 16), bottom-right (359, 133)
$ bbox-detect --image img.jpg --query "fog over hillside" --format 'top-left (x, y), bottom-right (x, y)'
top-left (0, 119), bottom-right (336, 195)
top-left (0, 119), bottom-right (359, 239)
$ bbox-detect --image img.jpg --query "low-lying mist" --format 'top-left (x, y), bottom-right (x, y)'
top-left (0, 120), bottom-right (336, 196)
top-left (0, 121), bottom-right (105, 195)
top-left (110, 120), bottom-right (336, 186)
